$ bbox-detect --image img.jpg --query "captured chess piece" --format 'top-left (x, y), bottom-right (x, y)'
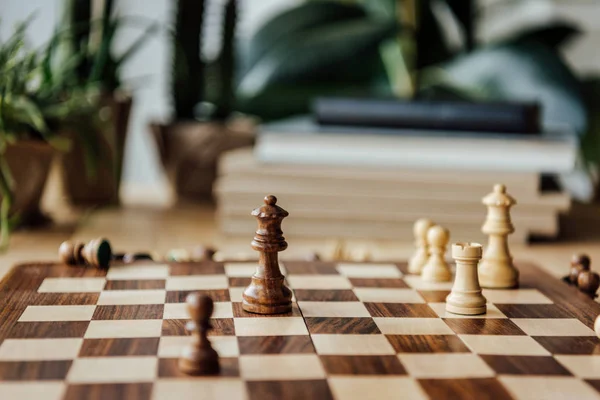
top-left (569, 254), bottom-right (591, 284)
top-left (408, 218), bottom-right (434, 274)
top-left (242, 195), bottom-right (293, 314)
top-left (179, 293), bottom-right (220, 375)
top-left (578, 270), bottom-right (600, 298)
top-left (58, 238), bottom-right (112, 268)
top-left (479, 184), bottom-right (519, 289)
top-left (421, 225), bottom-right (452, 282)
top-left (446, 242), bottom-right (487, 315)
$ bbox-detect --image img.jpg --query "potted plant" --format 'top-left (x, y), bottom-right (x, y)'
top-left (0, 20), bottom-right (97, 249)
top-left (58, 0), bottom-right (158, 206)
top-left (151, 0), bottom-right (255, 202)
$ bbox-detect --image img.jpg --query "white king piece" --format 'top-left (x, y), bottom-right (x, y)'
top-left (479, 184), bottom-right (518, 289)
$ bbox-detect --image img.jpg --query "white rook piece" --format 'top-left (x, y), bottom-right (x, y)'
top-left (408, 218), bottom-right (434, 274)
top-left (479, 184), bottom-right (519, 289)
top-left (446, 242), bottom-right (487, 315)
top-left (421, 225), bottom-right (451, 282)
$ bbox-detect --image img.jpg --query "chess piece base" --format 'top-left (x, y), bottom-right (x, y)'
top-left (445, 302), bottom-right (486, 315)
top-left (242, 275), bottom-right (292, 315)
top-left (445, 292), bottom-right (487, 315)
top-left (179, 347), bottom-right (220, 375)
top-left (479, 261), bottom-right (519, 289)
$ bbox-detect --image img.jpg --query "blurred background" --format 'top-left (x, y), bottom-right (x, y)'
top-left (1, 0), bottom-right (600, 255)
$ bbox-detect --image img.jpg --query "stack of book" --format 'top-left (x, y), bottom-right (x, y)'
top-left (215, 100), bottom-right (576, 244)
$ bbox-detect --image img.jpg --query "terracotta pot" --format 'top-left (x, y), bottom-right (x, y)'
top-left (151, 118), bottom-right (255, 201)
top-left (2, 141), bottom-right (54, 225)
top-left (61, 93), bottom-right (133, 206)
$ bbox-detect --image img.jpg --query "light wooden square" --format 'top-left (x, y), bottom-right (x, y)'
top-left (428, 303), bottom-right (507, 319)
top-left (37, 277), bottom-right (106, 293)
top-left (336, 264), bottom-right (402, 278)
top-left (555, 355), bottom-right (600, 378)
top-left (0, 338), bottom-right (83, 361)
top-left (229, 287), bottom-right (245, 302)
top-left (224, 263), bottom-right (257, 277)
top-left (152, 379), bottom-right (247, 400)
top-left (398, 353), bottom-right (494, 378)
top-left (84, 320), bottom-right (162, 338)
top-left (329, 377), bottom-right (427, 400)
top-left (0, 382), bottom-right (65, 400)
top-left (458, 335), bottom-right (550, 356)
top-left (163, 302), bottom-right (232, 319)
top-left (166, 275), bottom-right (228, 291)
top-left (499, 376), bottom-right (600, 400)
top-left (402, 276), bottom-right (453, 290)
top-left (239, 354), bottom-right (325, 380)
top-left (286, 275), bottom-right (352, 290)
top-left (482, 289), bottom-right (552, 304)
top-left (511, 318), bottom-right (596, 336)
top-left (311, 334), bottom-right (395, 355)
top-left (67, 357), bottom-right (157, 383)
top-left (298, 301), bottom-right (370, 317)
top-left (374, 317), bottom-right (454, 335)
top-left (234, 317), bottom-right (308, 336)
top-left (353, 288), bottom-right (425, 303)
top-left (106, 264), bottom-right (169, 280)
top-left (158, 336), bottom-right (239, 358)
top-left (97, 290), bottom-right (166, 305)
top-left (18, 305), bottom-right (96, 322)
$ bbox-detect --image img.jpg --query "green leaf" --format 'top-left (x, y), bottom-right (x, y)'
top-left (238, 17), bottom-right (398, 99)
top-left (421, 41), bottom-right (587, 135)
top-left (243, 1), bottom-right (367, 74)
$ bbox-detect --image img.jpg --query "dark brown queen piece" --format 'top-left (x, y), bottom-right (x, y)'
top-left (242, 195), bottom-right (293, 314)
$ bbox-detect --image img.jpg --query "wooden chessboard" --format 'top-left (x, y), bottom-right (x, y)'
top-left (1, 259), bottom-right (600, 400)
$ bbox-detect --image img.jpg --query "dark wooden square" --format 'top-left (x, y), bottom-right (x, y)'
top-left (162, 318), bottom-right (235, 336)
top-left (30, 293), bottom-right (99, 306)
top-left (283, 262), bottom-right (339, 275)
top-left (418, 290), bottom-right (451, 303)
top-left (92, 305), bottom-right (163, 320)
top-left (481, 355), bottom-right (572, 375)
top-left (246, 380), bottom-right (333, 400)
top-left (79, 338), bottom-right (160, 357)
top-left (104, 280), bottom-right (165, 290)
top-left (158, 357), bottom-right (239, 377)
top-left (238, 336), bottom-right (315, 354)
top-left (229, 277), bottom-right (251, 287)
top-left (585, 380), bottom-right (600, 394)
top-left (320, 355), bottom-right (406, 375)
top-left (395, 262), bottom-right (409, 275)
top-left (232, 302), bottom-right (301, 318)
top-left (418, 378), bottom-right (513, 400)
top-left (443, 318), bottom-right (526, 335)
top-left (7, 321), bottom-right (89, 338)
top-left (64, 383), bottom-right (153, 400)
top-left (0, 361), bottom-right (72, 381)
top-left (533, 336), bottom-right (600, 355)
top-left (293, 289), bottom-right (358, 302)
top-left (349, 278), bottom-right (409, 288)
top-left (494, 304), bottom-right (574, 319)
top-left (365, 303), bottom-right (438, 318)
top-left (386, 335), bottom-right (471, 353)
top-left (169, 261), bottom-right (225, 275)
top-left (166, 289), bottom-right (230, 303)
top-left (305, 317), bottom-right (380, 334)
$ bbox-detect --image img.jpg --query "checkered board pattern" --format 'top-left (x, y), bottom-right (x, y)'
top-left (1, 260), bottom-right (600, 400)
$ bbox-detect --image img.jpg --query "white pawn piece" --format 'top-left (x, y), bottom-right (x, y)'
top-left (479, 184), bottom-right (519, 289)
top-left (408, 218), bottom-right (434, 274)
top-left (446, 242), bottom-right (487, 315)
top-left (421, 225), bottom-right (452, 282)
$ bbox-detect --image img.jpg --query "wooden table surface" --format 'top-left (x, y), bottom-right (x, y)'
top-left (2, 201), bottom-right (600, 282)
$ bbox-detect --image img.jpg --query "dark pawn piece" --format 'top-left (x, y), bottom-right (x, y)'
top-left (192, 245), bottom-right (216, 261)
top-left (58, 238), bottom-right (112, 268)
top-left (179, 293), bottom-right (220, 375)
top-left (242, 195), bottom-right (293, 315)
top-left (569, 254), bottom-right (591, 284)
top-left (578, 270), bottom-right (600, 298)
